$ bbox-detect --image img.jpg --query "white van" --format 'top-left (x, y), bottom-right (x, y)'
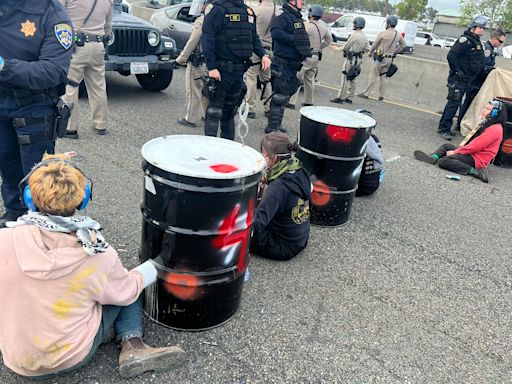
top-left (330, 13), bottom-right (417, 54)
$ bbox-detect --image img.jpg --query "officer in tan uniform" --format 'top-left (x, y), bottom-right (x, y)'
top-left (175, 0), bottom-right (208, 128)
top-left (358, 15), bottom-right (405, 101)
top-left (330, 16), bottom-right (369, 104)
top-left (61, 0), bottom-right (113, 138)
top-left (289, 4), bottom-right (331, 108)
top-left (244, 0), bottom-right (275, 119)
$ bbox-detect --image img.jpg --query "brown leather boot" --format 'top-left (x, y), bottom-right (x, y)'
top-left (118, 337), bottom-right (186, 378)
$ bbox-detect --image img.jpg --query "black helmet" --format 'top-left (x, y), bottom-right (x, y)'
top-left (353, 16), bottom-right (365, 29)
top-left (467, 15), bottom-right (489, 29)
top-left (386, 15), bottom-right (398, 28)
top-left (308, 4), bottom-right (323, 18)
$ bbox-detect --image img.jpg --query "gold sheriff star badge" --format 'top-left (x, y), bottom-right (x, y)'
top-left (20, 20), bottom-right (37, 37)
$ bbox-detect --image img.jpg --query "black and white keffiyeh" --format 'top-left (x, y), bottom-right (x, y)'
top-left (8, 212), bottom-right (109, 255)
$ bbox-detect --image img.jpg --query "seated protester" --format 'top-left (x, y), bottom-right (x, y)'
top-left (0, 154), bottom-right (186, 380)
top-left (355, 109), bottom-right (383, 196)
top-left (414, 100), bottom-right (506, 183)
top-left (357, 133), bottom-right (383, 196)
top-left (250, 133), bottom-right (311, 261)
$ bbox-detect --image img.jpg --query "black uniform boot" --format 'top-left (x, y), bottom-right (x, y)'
top-left (0, 210), bottom-right (25, 228)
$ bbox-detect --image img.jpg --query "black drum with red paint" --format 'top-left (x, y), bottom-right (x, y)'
top-left (140, 135), bottom-right (265, 330)
top-left (296, 106), bottom-right (375, 226)
top-left (494, 97), bottom-right (512, 167)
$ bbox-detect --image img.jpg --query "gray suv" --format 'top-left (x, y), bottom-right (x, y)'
top-left (107, 0), bottom-right (178, 91)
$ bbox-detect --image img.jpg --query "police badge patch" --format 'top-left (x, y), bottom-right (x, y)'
top-left (54, 23), bottom-right (73, 49)
top-left (458, 36), bottom-right (467, 43)
top-left (484, 49), bottom-right (491, 57)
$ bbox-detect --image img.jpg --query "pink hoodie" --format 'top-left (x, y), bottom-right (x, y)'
top-left (0, 225), bottom-right (144, 377)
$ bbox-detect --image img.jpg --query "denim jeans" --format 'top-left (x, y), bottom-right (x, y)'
top-left (29, 296), bottom-right (143, 381)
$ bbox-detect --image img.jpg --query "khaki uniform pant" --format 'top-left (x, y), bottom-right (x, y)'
top-left (245, 56), bottom-right (272, 114)
top-left (336, 58), bottom-right (358, 100)
top-left (290, 55), bottom-right (319, 105)
top-left (360, 58), bottom-right (391, 99)
top-left (184, 63), bottom-right (208, 124)
top-left (63, 42), bottom-right (108, 131)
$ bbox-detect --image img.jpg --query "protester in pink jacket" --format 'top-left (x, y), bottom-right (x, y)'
top-left (0, 154), bottom-right (186, 380)
top-left (414, 99), bottom-right (506, 183)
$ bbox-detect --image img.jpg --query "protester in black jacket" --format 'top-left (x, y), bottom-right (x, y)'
top-left (250, 132), bottom-right (311, 260)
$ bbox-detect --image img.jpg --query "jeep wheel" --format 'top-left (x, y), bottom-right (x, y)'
top-left (136, 70), bottom-right (173, 91)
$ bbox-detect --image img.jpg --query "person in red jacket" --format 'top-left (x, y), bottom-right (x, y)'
top-left (413, 99), bottom-right (506, 183)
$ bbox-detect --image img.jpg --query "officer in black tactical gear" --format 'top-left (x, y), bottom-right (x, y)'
top-left (437, 15), bottom-right (486, 141)
top-left (265, 0), bottom-right (311, 134)
top-left (456, 28), bottom-right (506, 130)
top-left (201, 0), bottom-right (271, 140)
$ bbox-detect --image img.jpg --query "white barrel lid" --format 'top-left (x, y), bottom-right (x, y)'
top-left (141, 135), bottom-right (266, 179)
top-left (300, 106), bottom-right (376, 128)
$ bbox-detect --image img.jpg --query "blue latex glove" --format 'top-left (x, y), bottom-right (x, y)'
top-left (0, 56), bottom-right (4, 72)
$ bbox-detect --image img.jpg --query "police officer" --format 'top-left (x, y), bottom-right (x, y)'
top-left (0, 0), bottom-right (73, 227)
top-left (244, 0), bottom-right (276, 119)
top-left (265, 0), bottom-right (311, 133)
top-left (201, 0), bottom-right (271, 140)
top-left (437, 16), bottom-right (487, 141)
top-left (289, 4), bottom-right (332, 108)
top-left (61, 0), bottom-right (113, 138)
top-left (175, 0), bottom-right (208, 128)
top-left (358, 15), bottom-right (405, 102)
top-left (456, 29), bottom-right (506, 130)
top-left (331, 16), bottom-right (369, 104)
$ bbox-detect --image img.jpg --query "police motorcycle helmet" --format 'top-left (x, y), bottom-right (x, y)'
top-left (386, 15), bottom-right (398, 28)
top-left (353, 16), bottom-right (365, 30)
top-left (308, 4), bottom-right (323, 19)
top-left (467, 15), bottom-right (489, 30)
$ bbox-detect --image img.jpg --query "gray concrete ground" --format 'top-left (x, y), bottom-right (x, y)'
top-left (1, 61), bottom-right (512, 384)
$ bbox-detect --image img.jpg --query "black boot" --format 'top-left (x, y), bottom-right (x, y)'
top-left (472, 168), bottom-right (489, 183)
top-left (413, 150), bottom-right (437, 165)
top-left (0, 210), bottom-right (26, 228)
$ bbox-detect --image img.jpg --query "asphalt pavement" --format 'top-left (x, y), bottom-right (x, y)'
top-left (1, 64), bottom-right (511, 384)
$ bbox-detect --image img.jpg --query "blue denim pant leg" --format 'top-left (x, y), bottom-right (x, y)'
top-left (28, 297), bottom-right (143, 381)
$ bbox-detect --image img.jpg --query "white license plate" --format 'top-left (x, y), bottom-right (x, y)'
top-left (130, 62), bottom-right (149, 74)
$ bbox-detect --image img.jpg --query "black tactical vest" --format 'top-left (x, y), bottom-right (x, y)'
top-left (283, 5), bottom-right (310, 58)
top-left (216, 0), bottom-right (254, 60)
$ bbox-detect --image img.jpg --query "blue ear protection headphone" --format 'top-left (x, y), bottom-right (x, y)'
top-left (19, 159), bottom-right (93, 212)
top-left (490, 99), bottom-right (502, 118)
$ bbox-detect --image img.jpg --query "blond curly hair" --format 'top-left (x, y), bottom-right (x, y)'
top-left (28, 153), bottom-right (86, 216)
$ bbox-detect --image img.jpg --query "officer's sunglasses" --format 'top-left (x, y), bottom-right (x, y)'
top-left (497, 37), bottom-right (505, 44)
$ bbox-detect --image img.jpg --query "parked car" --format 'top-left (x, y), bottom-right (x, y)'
top-left (150, 3), bottom-right (198, 51)
top-left (415, 31), bottom-right (453, 48)
top-left (330, 13), bottom-right (417, 54)
top-left (131, 0), bottom-right (191, 21)
top-left (107, 0), bottom-right (178, 91)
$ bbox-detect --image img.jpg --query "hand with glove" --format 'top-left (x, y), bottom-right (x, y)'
top-left (0, 56), bottom-right (4, 72)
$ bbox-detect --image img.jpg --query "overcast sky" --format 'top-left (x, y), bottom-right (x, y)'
top-left (390, 0), bottom-right (460, 12)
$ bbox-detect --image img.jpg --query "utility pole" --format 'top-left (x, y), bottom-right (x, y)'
top-left (383, 0), bottom-right (389, 17)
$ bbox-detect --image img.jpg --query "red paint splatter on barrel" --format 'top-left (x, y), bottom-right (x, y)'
top-left (164, 272), bottom-right (201, 301)
top-left (501, 138), bottom-right (512, 155)
top-left (210, 164), bottom-right (239, 173)
top-left (325, 125), bottom-right (356, 142)
top-left (212, 199), bottom-right (254, 271)
top-left (311, 180), bottom-right (331, 207)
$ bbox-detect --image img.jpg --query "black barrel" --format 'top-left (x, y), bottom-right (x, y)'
top-left (140, 135), bottom-right (265, 330)
top-left (296, 106), bottom-right (375, 226)
top-left (494, 97), bottom-right (512, 167)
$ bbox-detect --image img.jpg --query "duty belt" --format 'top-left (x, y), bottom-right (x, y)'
top-left (216, 60), bottom-right (250, 72)
top-left (80, 32), bottom-right (104, 43)
top-left (0, 87), bottom-right (62, 106)
top-left (273, 56), bottom-right (301, 70)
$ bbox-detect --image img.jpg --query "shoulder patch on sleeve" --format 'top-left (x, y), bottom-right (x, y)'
top-left (205, 4), bottom-right (214, 15)
top-left (458, 36), bottom-right (467, 43)
top-left (54, 23), bottom-right (73, 49)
